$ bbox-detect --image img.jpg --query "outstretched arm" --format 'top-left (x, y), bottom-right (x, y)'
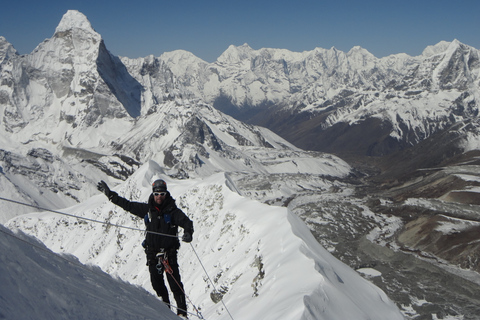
top-left (97, 180), bottom-right (148, 219)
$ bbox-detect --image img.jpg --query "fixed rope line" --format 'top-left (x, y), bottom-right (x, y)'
top-left (0, 196), bottom-right (178, 238)
top-left (161, 258), bottom-right (205, 320)
top-left (189, 243), bottom-right (235, 320)
top-left (162, 302), bottom-right (201, 319)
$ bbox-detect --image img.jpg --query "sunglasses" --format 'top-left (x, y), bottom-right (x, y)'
top-left (153, 192), bottom-right (167, 196)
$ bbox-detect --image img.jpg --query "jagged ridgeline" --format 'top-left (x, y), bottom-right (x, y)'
top-left (161, 37), bottom-right (480, 160)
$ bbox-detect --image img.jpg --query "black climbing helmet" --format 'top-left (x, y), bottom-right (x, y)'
top-left (152, 179), bottom-right (167, 193)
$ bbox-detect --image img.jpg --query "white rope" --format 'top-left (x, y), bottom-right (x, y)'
top-left (189, 243), bottom-right (235, 320)
top-left (0, 196), bottom-right (178, 238)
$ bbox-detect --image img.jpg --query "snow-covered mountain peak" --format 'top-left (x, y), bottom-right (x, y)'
top-left (0, 36), bottom-right (17, 65)
top-left (160, 49), bottom-right (206, 64)
top-left (422, 40), bottom-right (454, 57)
top-left (55, 10), bottom-right (97, 35)
top-left (0, 9), bottom-right (145, 149)
top-left (428, 39), bottom-right (468, 59)
top-left (445, 39), bottom-right (474, 57)
top-left (158, 49), bottom-right (208, 76)
top-left (217, 43), bottom-right (254, 64)
top-left (347, 45), bottom-right (375, 59)
top-left (346, 45), bottom-right (376, 68)
top-left (347, 45), bottom-right (369, 54)
top-left (48, 9), bottom-right (102, 59)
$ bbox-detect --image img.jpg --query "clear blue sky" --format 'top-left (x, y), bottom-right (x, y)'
top-left (1, 0), bottom-right (479, 62)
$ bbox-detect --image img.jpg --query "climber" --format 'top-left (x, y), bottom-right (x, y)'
top-left (97, 179), bottom-right (194, 318)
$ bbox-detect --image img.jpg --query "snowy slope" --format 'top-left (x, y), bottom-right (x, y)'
top-left (0, 224), bottom-right (179, 320)
top-left (7, 160), bottom-right (404, 320)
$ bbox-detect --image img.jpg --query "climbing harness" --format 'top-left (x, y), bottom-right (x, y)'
top-left (161, 255), bottom-right (173, 275)
top-left (155, 249), bottom-right (173, 275)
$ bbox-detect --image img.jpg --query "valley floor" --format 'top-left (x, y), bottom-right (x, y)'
top-left (233, 152), bottom-right (480, 319)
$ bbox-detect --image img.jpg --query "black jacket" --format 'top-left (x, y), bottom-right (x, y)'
top-left (109, 191), bottom-right (194, 254)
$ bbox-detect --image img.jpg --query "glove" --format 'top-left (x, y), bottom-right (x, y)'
top-left (97, 180), bottom-right (111, 198)
top-left (182, 231), bottom-right (193, 243)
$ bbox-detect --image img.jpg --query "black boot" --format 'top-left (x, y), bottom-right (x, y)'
top-left (174, 294), bottom-right (187, 317)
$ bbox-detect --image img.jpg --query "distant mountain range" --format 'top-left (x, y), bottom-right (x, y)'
top-left (154, 35), bottom-right (480, 160)
top-left (3, 10), bottom-right (479, 160)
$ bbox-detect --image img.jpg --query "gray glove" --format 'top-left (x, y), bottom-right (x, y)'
top-left (182, 231), bottom-right (193, 243)
top-left (97, 180), bottom-right (111, 198)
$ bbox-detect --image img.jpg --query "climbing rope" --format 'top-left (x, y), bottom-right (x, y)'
top-left (189, 242), bottom-right (235, 320)
top-left (158, 253), bottom-right (205, 319)
top-left (0, 196), bottom-right (178, 238)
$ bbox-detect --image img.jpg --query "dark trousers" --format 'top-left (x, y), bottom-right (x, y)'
top-left (148, 249), bottom-right (187, 315)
